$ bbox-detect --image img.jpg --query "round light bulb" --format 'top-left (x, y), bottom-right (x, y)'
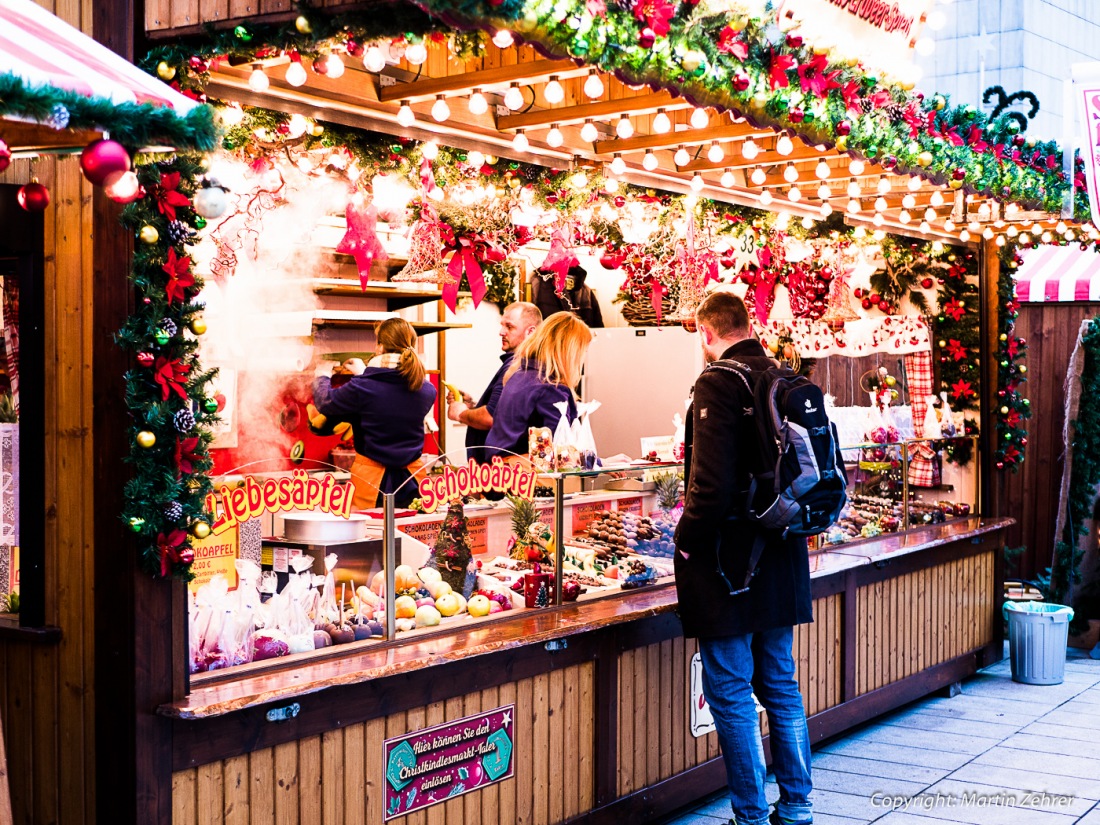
top-left (467, 150), bottom-right (485, 168)
top-left (405, 42), bottom-right (427, 65)
top-left (1040, 231), bottom-right (1051, 243)
top-left (397, 101), bottom-right (415, 127)
top-left (287, 114), bottom-right (310, 137)
top-left (544, 77), bottom-right (564, 105)
top-left (788, 186), bottom-right (802, 202)
top-left (285, 59), bottom-right (307, 87)
top-left (708, 142), bottom-right (724, 163)
top-left (847, 198), bottom-right (861, 214)
top-left (751, 167), bottom-right (767, 185)
top-left (431, 95), bottom-right (450, 122)
top-left (899, 210), bottom-right (911, 224)
top-left (849, 158), bottom-right (865, 175)
top-left (802, 216), bottom-right (815, 229)
top-left (759, 190), bottom-right (774, 206)
top-left (468, 90), bottom-right (488, 115)
top-left (1056, 220), bottom-right (1067, 234)
top-left (820, 202), bottom-right (834, 217)
top-left (691, 108), bottom-right (709, 129)
top-left (492, 30), bottom-right (514, 49)
top-left (873, 213), bottom-right (885, 227)
top-left (674, 146), bottom-right (690, 166)
top-left (690, 173), bottom-right (705, 192)
top-left (908, 175), bottom-right (922, 192)
top-left (874, 196), bottom-right (887, 212)
top-left (652, 110), bottom-right (671, 134)
top-left (847, 179), bottom-right (861, 198)
top-left (816, 160), bottom-right (831, 179)
top-left (421, 140), bottom-right (439, 160)
top-left (925, 207), bottom-right (937, 222)
top-left (854, 227), bottom-right (867, 239)
top-left (1005, 202), bottom-right (1019, 215)
top-left (915, 37), bottom-right (935, 56)
top-left (978, 203), bottom-right (992, 220)
top-left (1020, 233), bottom-right (1030, 245)
top-left (902, 194), bottom-right (916, 209)
top-left (783, 164), bottom-right (799, 183)
top-left (930, 191), bottom-right (945, 207)
top-left (248, 65), bottom-right (270, 92)
top-left (721, 170), bottom-right (736, 188)
top-left (996, 235), bottom-right (1007, 247)
top-left (776, 135), bottom-right (794, 155)
top-left (610, 155), bottom-right (626, 176)
top-left (928, 10), bottom-right (946, 30)
top-left (616, 116), bottom-right (634, 139)
top-left (968, 220), bottom-right (981, 233)
top-left (584, 70), bottom-right (604, 99)
top-left (983, 227), bottom-right (995, 240)
top-left (944, 219), bottom-right (955, 232)
top-left (776, 212), bottom-right (790, 230)
top-left (817, 184), bottom-right (832, 200)
top-left (877, 175), bottom-right (891, 195)
top-left (959, 229), bottom-right (971, 241)
top-left (920, 221), bottom-right (931, 233)
top-left (572, 121), bottom-right (593, 144)
top-left (504, 84), bottom-right (524, 111)
top-left (742, 139), bottom-right (759, 160)
top-left (571, 169), bottom-right (588, 188)
top-left (1006, 225), bottom-right (1019, 238)
top-left (325, 54), bottom-right (345, 78)
top-left (513, 130), bottom-right (529, 152)
top-left (364, 45), bottom-right (387, 73)
top-left (546, 126), bottom-right (564, 148)
top-left (873, 229), bottom-right (887, 241)
top-left (605, 178), bottom-right (620, 193)
top-left (642, 150), bottom-right (659, 171)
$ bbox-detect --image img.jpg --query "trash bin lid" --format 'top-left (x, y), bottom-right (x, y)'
top-left (1004, 600), bottom-right (1074, 618)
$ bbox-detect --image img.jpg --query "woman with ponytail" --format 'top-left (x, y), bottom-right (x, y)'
top-left (312, 318), bottom-right (436, 508)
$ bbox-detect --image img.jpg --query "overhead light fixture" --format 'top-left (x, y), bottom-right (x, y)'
top-left (405, 41), bottom-right (428, 65)
top-left (431, 95), bottom-right (450, 122)
top-left (847, 198), bottom-right (861, 214)
top-left (492, 30), bottom-right (514, 49)
top-left (285, 57), bottom-right (308, 87)
top-left (1006, 225), bottom-right (1019, 238)
top-left (421, 140), bottom-right (439, 160)
top-left (959, 229), bottom-right (971, 242)
top-left (741, 139), bottom-right (760, 160)
top-left (674, 146), bottom-right (690, 166)
top-left (690, 173), bottom-right (705, 192)
top-left (467, 150), bottom-right (485, 168)
top-left (902, 194), bottom-right (917, 209)
top-left (248, 64), bottom-right (270, 92)
top-left (996, 235), bottom-right (1007, 246)
top-left (943, 219), bottom-right (955, 232)
top-left (708, 142), bottom-right (724, 163)
top-left (899, 210), bottom-right (911, 224)
top-left (363, 45), bottom-right (387, 73)
top-left (920, 221), bottom-right (931, 233)
top-left (924, 207), bottom-right (937, 222)
top-left (610, 154), bottom-right (626, 176)
top-left (396, 100), bottom-right (415, 127)
top-left (930, 190), bottom-right (945, 207)
top-left (324, 54), bottom-right (345, 78)
top-left (546, 125), bottom-right (564, 148)
top-left (605, 177), bottom-right (620, 193)
top-left (642, 150), bottom-right (659, 171)
top-left (873, 213), bottom-right (885, 227)
top-left (652, 109), bottom-right (671, 134)
top-left (759, 190), bottom-right (774, 206)
top-left (788, 186), bottom-right (802, 202)
top-left (691, 108), bottom-right (709, 129)
top-left (820, 202), bottom-right (834, 217)
top-left (802, 216), bottom-right (815, 229)
top-left (580, 120), bottom-right (599, 143)
top-left (616, 115), bottom-right (634, 139)
top-left (849, 158), bottom-right (865, 175)
top-left (544, 76), bottom-right (564, 105)
top-left (817, 183), bottom-right (832, 200)
top-left (877, 175), bottom-right (891, 195)
top-left (468, 89), bottom-right (488, 116)
top-left (750, 167), bottom-right (767, 185)
top-left (908, 176), bottom-right (922, 192)
top-left (776, 135), bottom-right (794, 155)
top-left (584, 69), bottom-right (604, 99)
top-left (874, 196), bottom-right (888, 212)
top-left (847, 179), bottom-right (861, 198)
top-left (721, 169), bottom-right (735, 188)
top-left (504, 83), bottom-right (524, 111)
top-left (783, 164), bottom-right (799, 183)
top-left (571, 167), bottom-right (588, 188)
top-left (512, 130), bottom-right (529, 152)
top-left (983, 227), bottom-right (995, 240)
top-left (816, 160), bottom-right (831, 179)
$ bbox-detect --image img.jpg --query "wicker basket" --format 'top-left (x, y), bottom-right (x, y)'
top-left (619, 297), bottom-right (676, 327)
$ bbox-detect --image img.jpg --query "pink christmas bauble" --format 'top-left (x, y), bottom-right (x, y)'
top-left (17, 182), bottom-right (50, 211)
top-left (80, 139), bottom-right (131, 186)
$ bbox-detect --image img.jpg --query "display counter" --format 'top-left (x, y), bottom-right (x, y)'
top-left (166, 516), bottom-right (1008, 825)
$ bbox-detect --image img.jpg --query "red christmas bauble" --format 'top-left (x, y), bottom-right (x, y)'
top-left (137, 352), bottom-right (155, 368)
top-left (613, 195), bottom-right (626, 208)
top-left (788, 107), bottom-right (805, 124)
top-left (853, 288), bottom-right (864, 298)
top-left (733, 73), bottom-right (751, 92)
top-left (178, 548), bottom-right (195, 565)
top-left (861, 297), bottom-right (872, 310)
top-left (836, 120), bottom-right (851, 136)
top-left (869, 293), bottom-right (881, 304)
top-left (878, 299), bottom-right (890, 312)
top-left (312, 56), bottom-right (329, 75)
top-left (952, 168), bottom-right (967, 181)
top-left (80, 139), bottom-right (131, 186)
top-left (785, 35), bottom-right (803, 48)
top-left (0, 139), bottom-right (11, 173)
top-left (638, 27), bottom-right (656, 48)
top-left (17, 182), bottom-right (50, 211)
top-left (819, 267), bottom-right (834, 281)
top-left (921, 278), bottom-right (933, 289)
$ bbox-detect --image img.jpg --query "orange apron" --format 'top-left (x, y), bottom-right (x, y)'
top-left (349, 453), bottom-right (431, 509)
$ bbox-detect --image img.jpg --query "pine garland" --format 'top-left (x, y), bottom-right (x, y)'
top-left (994, 246), bottom-right (1031, 471)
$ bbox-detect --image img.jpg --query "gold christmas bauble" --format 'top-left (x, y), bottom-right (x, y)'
top-left (295, 15), bottom-right (312, 34)
top-left (189, 318), bottom-right (208, 335)
top-left (917, 152), bottom-right (934, 167)
top-left (885, 375), bottom-right (897, 387)
top-left (948, 178), bottom-right (963, 190)
top-left (310, 124), bottom-right (325, 137)
top-left (139, 225), bottom-right (159, 244)
top-left (156, 61), bottom-right (176, 81)
top-left (192, 521), bottom-right (211, 539)
top-left (136, 430), bottom-right (156, 449)
top-left (1000, 406), bottom-right (1010, 415)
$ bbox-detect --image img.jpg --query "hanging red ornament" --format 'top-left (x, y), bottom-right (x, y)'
top-left (0, 138), bottom-right (11, 173)
top-left (137, 352), bottom-right (155, 368)
top-left (789, 107), bottom-right (805, 124)
top-left (80, 139), bottom-right (131, 185)
top-left (17, 181), bottom-right (50, 211)
top-left (178, 548), bottom-right (195, 565)
top-left (836, 120), bottom-right (851, 136)
top-left (921, 278), bottom-right (933, 289)
top-left (638, 27), bottom-right (656, 48)
top-left (733, 73), bottom-right (751, 92)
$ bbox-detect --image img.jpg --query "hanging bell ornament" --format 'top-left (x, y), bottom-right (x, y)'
top-left (136, 431), bottom-right (156, 448)
top-left (128, 516), bottom-right (146, 532)
top-left (139, 225), bottom-right (160, 244)
top-left (189, 318), bottom-right (207, 335)
top-left (192, 521), bottom-right (211, 540)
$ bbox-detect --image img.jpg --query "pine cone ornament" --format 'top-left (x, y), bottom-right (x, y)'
top-left (174, 408), bottom-right (196, 432)
top-left (159, 318), bottom-right (178, 337)
top-left (167, 220), bottom-right (195, 245)
top-left (164, 501), bottom-right (184, 521)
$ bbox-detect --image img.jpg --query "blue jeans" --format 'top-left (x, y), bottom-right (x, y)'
top-left (699, 628), bottom-right (813, 825)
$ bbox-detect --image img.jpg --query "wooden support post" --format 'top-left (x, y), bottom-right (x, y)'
top-left (979, 238), bottom-right (1000, 518)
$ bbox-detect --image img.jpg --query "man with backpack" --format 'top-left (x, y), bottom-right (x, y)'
top-left (675, 291), bottom-right (837, 825)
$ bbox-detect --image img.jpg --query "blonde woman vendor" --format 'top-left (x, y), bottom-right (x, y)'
top-left (312, 318), bottom-right (436, 508)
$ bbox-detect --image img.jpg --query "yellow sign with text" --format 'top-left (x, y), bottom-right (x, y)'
top-left (187, 528), bottom-right (240, 593)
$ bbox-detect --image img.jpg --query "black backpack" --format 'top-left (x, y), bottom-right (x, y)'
top-left (705, 359), bottom-right (848, 592)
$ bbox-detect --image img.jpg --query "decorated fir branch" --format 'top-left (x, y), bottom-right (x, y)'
top-left (994, 247), bottom-right (1032, 472)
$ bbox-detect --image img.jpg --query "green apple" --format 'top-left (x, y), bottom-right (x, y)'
top-left (427, 579), bottom-right (452, 599)
top-left (415, 605), bottom-right (442, 627)
top-left (467, 594), bottom-right (492, 617)
top-left (436, 593), bottom-right (461, 617)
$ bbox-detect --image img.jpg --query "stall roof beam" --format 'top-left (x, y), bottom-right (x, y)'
top-left (378, 59), bottom-right (582, 102)
top-left (679, 144), bottom-right (832, 172)
top-left (594, 123), bottom-right (773, 155)
top-left (497, 92), bottom-right (685, 130)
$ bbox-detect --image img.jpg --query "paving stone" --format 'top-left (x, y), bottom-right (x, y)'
top-left (809, 788), bottom-right (889, 819)
top-left (1017, 721), bottom-right (1100, 744)
top-left (1001, 731), bottom-right (1100, 760)
top-left (1075, 803), bottom-right (1100, 824)
top-left (947, 761), bottom-right (1100, 801)
top-left (913, 696), bottom-right (1040, 727)
top-left (1033, 709), bottom-right (1100, 730)
top-left (922, 777), bottom-right (1093, 817)
top-left (819, 740), bottom-right (972, 771)
top-left (661, 813), bottom-right (729, 825)
top-left (811, 753), bottom-right (950, 785)
top-left (690, 795), bottom-right (733, 819)
top-left (812, 814), bottom-right (871, 825)
top-left (877, 708), bottom-right (1020, 740)
top-left (807, 769), bottom-right (927, 800)
top-left (839, 723), bottom-right (1000, 756)
top-left (971, 746), bottom-right (1100, 781)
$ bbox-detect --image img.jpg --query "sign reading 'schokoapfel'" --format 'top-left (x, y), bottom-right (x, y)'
top-left (417, 458), bottom-right (536, 513)
top-left (205, 470), bottom-right (355, 535)
top-left (383, 705), bottom-right (515, 820)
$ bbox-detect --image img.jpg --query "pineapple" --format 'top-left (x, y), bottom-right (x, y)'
top-left (654, 471), bottom-right (682, 513)
top-left (0, 393), bottom-right (16, 424)
top-left (508, 495), bottom-right (549, 562)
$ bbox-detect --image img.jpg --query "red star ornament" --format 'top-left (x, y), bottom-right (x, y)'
top-left (336, 200), bottom-right (387, 290)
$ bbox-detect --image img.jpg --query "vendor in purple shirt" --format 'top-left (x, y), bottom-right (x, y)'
top-left (312, 318), bottom-right (436, 508)
top-left (484, 312), bottom-right (593, 462)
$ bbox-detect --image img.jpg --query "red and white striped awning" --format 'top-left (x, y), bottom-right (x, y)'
top-left (0, 0), bottom-right (199, 113)
top-left (1014, 245), bottom-right (1100, 303)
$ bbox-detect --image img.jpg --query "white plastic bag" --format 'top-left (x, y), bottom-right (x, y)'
top-left (552, 400), bottom-right (579, 470)
top-left (576, 400), bottom-right (601, 469)
top-left (922, 395), bottom-right (942, 439)
top-left (939, 391), bottom-right (958, 437)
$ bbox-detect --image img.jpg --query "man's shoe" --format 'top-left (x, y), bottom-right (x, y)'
top-left (769, 810), bottom-right (812, 825)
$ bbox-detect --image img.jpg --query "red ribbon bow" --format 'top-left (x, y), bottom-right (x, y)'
top-left (443, 234), bottom-right (487, 312)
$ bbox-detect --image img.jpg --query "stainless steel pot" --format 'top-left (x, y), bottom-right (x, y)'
top-left (281, 511), bottom-right (371, 542)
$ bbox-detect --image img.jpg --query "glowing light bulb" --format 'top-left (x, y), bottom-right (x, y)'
top-left (849, 158), bottom-right (865, 175)
top-left (751, 167), bottom-right (767, 185)
top-left (802, 216), bottom-right (815, 229)
top-left (930, 191), bottom-right (945, 207)
top-left (759, 190), bottom-right (774, 206)
top-left (397, 101), bottom-right (415, 127)
top-left (876, 175), bottom-right (891, 195)
top-left (431, 95), bottom-right (450, 122)
top-left (492, 30), bottom-right (514, 49)
top-left (504, 84), bottom-right (524, 111)
top-left (652, 109), bottom-right (671, 134)
top-left (959, 229), bottom-right (971, 242)
top-left (405, 41), bottom-right (427, 65)
top-left (708, 142), bottom-right (724, 163)
top-left (920, 221), bottom-right (931, 233)
top-left (854, 226), bottom-right (867, 239)
top-left (874, 196), bottom-right (887, 212)
top-left (584, 70), bottom-right (604, 99)
top-left (776, 135), bottom-right (794, 155)
top-left (816, 160), bottom-right (831, 179)
top-left (817, 184), bottom-right (831, 200)
top-left (915, 37), bottom-right (935, 56)
top-left (467, 150), bottom-right (485, 168)
top-left (605, 177), bottom-right (619, 193)
top-left (996, 235), bottom-right (1007, 247)
top-left (982, 227), bottom-right (994, 240)
top-left (928, 10), bottom-right (946, 30)
top-left (742, 139), bottom-right (760, 160)
top-left (788, 186), bottom-right (802, 202)
top-left (847, 179), bottom-right (861, 198)
top-left (944, 219), bottom-right (955, 232)
top-left (544, 76), bottom-right (564, 104)
top-left (468, 90), bottom-right (488, 115)
top-left (285, 59), bottom-right (308, 87)
top-left (421, 140), bottom-right (439, 160)
top-left (776, 212), bottom-right (790, 230)
top-left (783, 164), bottom-right (799, 183)
top-left (721, 169), bottom-right (736, 188)
top-left (1006, 225), bottom-right (1019, 237)
top-left (287, 114), bottom-right (310, 137)
top-left (1065, 230), bottom-right (1076, 241)
top-left (873, 229), bottom-right (887, 241)
top-left (546, 125), bottom-right (564, 148)
top-left (513, 130), bottom-right (529, 152)
top-left (364, 45), bottom-right (387, 72)
top-left (925, 207), bottom-right (937, 222)
top-left (820, 202), bottom-right (833, 217)
top-left (571, 168), bottom-right (588, 188)
top-left (690, 173), bottom-right (704, 192)
top-left (248, 64), bottom-right (270, 92)
top-left (847, 198), bottom-right (861, 214)
top-left (219, 104), bottom-right (245, 126)
top-left (899, 210), bottom-right (911, 224)
top-left (616, 116), bottom-right (634, 139)
top-left (908, 175), bottom-right (922, 192)
top-left (691, 108), bottom-right (709, 129)
top-left (642, 150), bottom-right (659, 171)
top-left (873, 213), bottom-right (885, 227)
top-left (902, 194), bottom-right (916, 209)
top-left (326, 54), bottom-right (345, 78)
top-left (1056, 220), bottom-right (1067, 234)
top-left (1005, 202), bottom-right (1019, 215)
top-left (610, 154), bottom-right (626, 176)
top-left (674, 146), bottom-right (690, 167)
top-left (1020, 233), bottom-right (1031, 245)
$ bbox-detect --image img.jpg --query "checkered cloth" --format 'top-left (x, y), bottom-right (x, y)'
top-left (2, 277), bottom-right (18, 414)
top-left (905, 349), bottom-right (940, 487)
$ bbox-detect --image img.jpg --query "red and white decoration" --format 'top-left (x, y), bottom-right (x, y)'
top-left (1013, 245), bottom-right (1100, 303)
top-left (756, 315), bottom-right (931, 358)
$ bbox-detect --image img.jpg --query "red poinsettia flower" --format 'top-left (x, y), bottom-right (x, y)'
top-left (992, 143), bottom-right (1007, 161)
top-left (586, 0), bottom-right (606, 16)
top-left (175, 436), bottom-right (203, 477)
top-left (946, 339), bottom-right (968, 361)
top-left (1002, 445), bottom-right (1020, 464)
top-left (902, 102), bottom-right (924, 138)
top-left (950, 379), bottom-right (975, 401)
top-left (868, 89), bottom-right (892, 109)
top-left (769, 51), bottom-right (797, 89)
top-left (633, 0), bottom-right (675, 36)
top-left (158, 529), bottom-right (190, 577)
top-left (966, 125), bottom-right (990, 153)
top-left (840, 80), bottom-right (863, 114)
top-left (942, 297), bottom-right (966, 321)
top-left (155, 171), bottom-right (191, 221)
top-left (154, 356), bottom-right (191, 402)
top-left (162, 248), bottom-right (195, 305)
top-left (718, 26), bottom-right (748, 60)
top-left (796, 54), bottom-right (841, 98)
top-left (1005, 410), bottom-right (1022, 428)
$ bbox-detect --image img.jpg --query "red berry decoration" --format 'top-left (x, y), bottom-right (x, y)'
top-left (869, 293), bottom-right (881, 304)
top-left (785, 35), bottom-right (803, 48)
top-left (853, 288), bottom-right (864, 298)
top-left (17, 181), bottom-right (50, 211)
top-left (0, 139), bottom-right (11, 173)
top-left (878, 299), bottom-right (890, 312)
top-left (638, 27), bottom-right (656, 48)
top-left (836, 120), bottom-right (851, 136)
top-left (178, 548), bottom-right (195, 565)
top-left (80, 139), bottom-right (131, 186)
top-left (861, 297), bottom-right (873, 310)
top-left (921, 278), bottom-right (934, 289)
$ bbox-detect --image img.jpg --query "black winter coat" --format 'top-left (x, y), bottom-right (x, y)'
top-left (673, 338), bottom-right (813, 639)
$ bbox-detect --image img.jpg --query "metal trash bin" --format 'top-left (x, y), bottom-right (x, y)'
top-left (1004, 601), bottom-right (1075, 685)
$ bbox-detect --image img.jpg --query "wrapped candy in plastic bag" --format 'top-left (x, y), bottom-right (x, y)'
top-left (575, 400), bottom-right (601, 470)
top-left (672, 412), bottom-right (686, 462)
top-left (528, 426), bottom-right (554, 472)
top-left (939, 391), bottom-right (959, 437)
top-left (552, 401), bottom-right (580, 470)
top-left (922, 395), bottom-right (943, 439)
top-left (315, 554), bottom-right (341, 626)
top-left (193, 575), bottom-right (253, 672)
